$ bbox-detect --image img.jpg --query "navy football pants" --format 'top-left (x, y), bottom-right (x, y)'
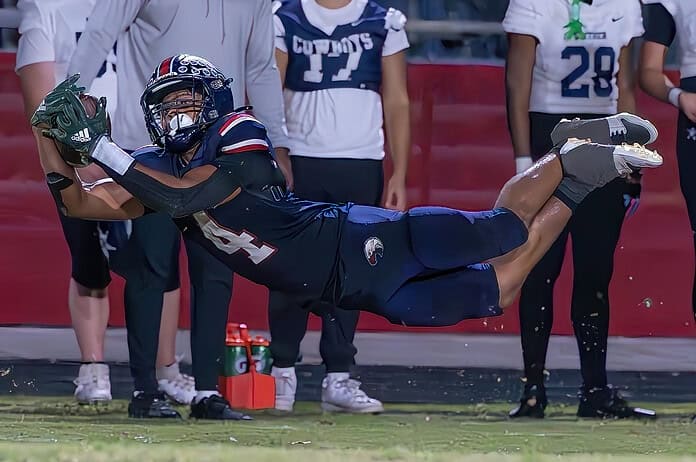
top-left (337, 205), bottom-right (529, 327)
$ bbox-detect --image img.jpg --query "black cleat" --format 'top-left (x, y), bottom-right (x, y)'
top-left (551, 113), bottom-right (658, 147)
top-left (128, 392), bottom-right (181, 419)
top-left (189, 394), bottom-right (252, 421)
top-left (509, 385), bottom-right (547, 419)
top-left (576, 386), bottom-right (656, 419)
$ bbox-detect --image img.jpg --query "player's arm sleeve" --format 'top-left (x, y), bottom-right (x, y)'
top-left (15, 0), bottom-right (55, 71)
top-left (89, 137), bottom-right (240, 218)
top-left (67, 0), bottom-right (144, 89)
top-left (245, 0), bottom-right (290, 150)
top-left (642, 3), bottom-right (676, 46)
top-left (502, 0), bottom-right (542, 41)
top-left (383, 9), bottom-right (409, 56)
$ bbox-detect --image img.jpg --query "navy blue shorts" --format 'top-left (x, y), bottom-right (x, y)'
top-left (336, 205), bottom-right (528, 326)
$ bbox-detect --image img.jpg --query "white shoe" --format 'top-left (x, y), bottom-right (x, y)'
top-left (611, 142), bottom-right (663, 174)
top-left (320, 372), bottom-right (384, 414)
top-left (74, 363), bottom-right (112, 404)
top-left (157, 358), bottom-right (195, 405)
top-left (271, 366), bottom-right (297, 412)
top-left (560, 138), bottom-right (663, 179)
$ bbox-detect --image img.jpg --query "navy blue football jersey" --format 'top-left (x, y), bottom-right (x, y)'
top-left (275, 0), bottom-right (394, 92)
top-left (133, 110), bottom-right (348, 300)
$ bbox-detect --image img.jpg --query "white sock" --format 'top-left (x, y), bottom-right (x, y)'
top-left (194, 390), bottom-right (221, 404)
top-left (156, 361), bottom-right (180, 381)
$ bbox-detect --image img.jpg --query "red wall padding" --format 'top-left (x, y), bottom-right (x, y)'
top-left (1, 52), bottom-right (693, 337)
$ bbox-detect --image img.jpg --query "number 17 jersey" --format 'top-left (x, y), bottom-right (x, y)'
top-left (503, 0), bottom-right (644, 114)
top-left (273, 0), bottom-right (408, 160)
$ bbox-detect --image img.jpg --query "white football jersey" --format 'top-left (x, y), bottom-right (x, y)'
top-left (503, 0), bottom-right (643, 114)
top-left (15, 0), bottom-right (118, 113)
top-left (643, 0), bottom-right (696, 79)
top-left (274, 0), bottom-right (409, 160)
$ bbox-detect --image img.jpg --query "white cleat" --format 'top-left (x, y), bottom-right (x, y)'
top-left (157, 359), bottom-right (195, 405)
top-left (320, 373), bottom-right (384, 414)
top-left (560, 138), bottom-right (662, 180)
top-left (272, 366), bottom-right (297, 412)
top-left (612, 142), bottom-right (663, 175)
top-left (74, 363), bottom-right (112, 404)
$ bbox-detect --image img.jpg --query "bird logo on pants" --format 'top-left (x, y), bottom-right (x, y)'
top-left (364, 237), bottom-right (384, 266)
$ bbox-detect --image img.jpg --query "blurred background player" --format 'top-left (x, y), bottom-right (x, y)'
top-left (15, 0), bottom-right (119, 404)
top-left (68, 0), bottom-right (288, 419)
top-left (639, 0), bottom-right (696, 342)
top-left (269, 0), bottom-right (410, 413)
top-left (503, 0), bottom-right (655, 418)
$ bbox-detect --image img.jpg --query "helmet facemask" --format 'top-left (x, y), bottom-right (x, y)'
top-left (142, 78), bottom-right (217, 154)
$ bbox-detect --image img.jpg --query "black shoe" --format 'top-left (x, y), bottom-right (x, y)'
top-left (550, 113), bottom-right (658, 146)
top-left (128, 392), bottom-right (181, 419)
top-left (509, 385), bottom-right (547, 419)
top-left (576, 386), bottom-right (656, 419)
top-left (189, 394), bottom-right (252, 420)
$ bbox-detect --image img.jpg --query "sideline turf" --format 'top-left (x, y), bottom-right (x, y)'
top-left (0, 397), bottom-right (695, 460)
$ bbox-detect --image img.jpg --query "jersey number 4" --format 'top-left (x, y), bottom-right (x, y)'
top-left (561, 46), bottom-right (615, 98)
top-left (194, 212), bottom-right (276, 264)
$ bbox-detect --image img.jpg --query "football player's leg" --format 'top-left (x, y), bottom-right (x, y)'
top-left (510, 227), bottom-right (569, 418)
top-left (60, 215), bottom-right (112, 403)
top-left (379, 264), bottom-right (501, 327)
top-left (109, 213), bottom-right (181, 418)
top-left (406, 206), bottom-right (529, 270)
top-left (268, 291), bottom-right (310, 411)
top-left (493, 148), bottom-right (564, 228)
top-left (408, 141), bottom-right (661, 271)
top-left (491, 196), bottom-right (571, 308)
top-left (569, 179), bottom-right (653, 419)
top-left (569, 180), bottom-right (625, 394)
top-left (185, 238), bottom-right (232, 401)
top-left (491, 139), bottom-right (662, 266)
top-left (61, 216), bottom-right (111, 361)
top-left (185, 238), bottom-right (248, 420)
top-left (676, 109), bottom-right (696, 318)
top-left (405, 143), bottom-right (574, 271)
top-left (155, 289), bottom-right (187, 398)
top-left (496, 140), bottom-right (661, 231)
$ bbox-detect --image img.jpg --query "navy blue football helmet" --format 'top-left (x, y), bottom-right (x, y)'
top-left (140, 54), bottom-right (234, 153)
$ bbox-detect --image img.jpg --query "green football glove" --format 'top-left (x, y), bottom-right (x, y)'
top-left (40, 89), bottom-right (110, 155)
top-left (30, 74), bottom-right (85, 128)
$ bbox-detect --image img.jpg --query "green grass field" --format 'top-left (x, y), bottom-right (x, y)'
top-left (1, 397), bottom-right (696, 461)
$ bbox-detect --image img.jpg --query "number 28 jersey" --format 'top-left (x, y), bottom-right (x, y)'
top-left (503, 0), bottom-right (644, 114)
